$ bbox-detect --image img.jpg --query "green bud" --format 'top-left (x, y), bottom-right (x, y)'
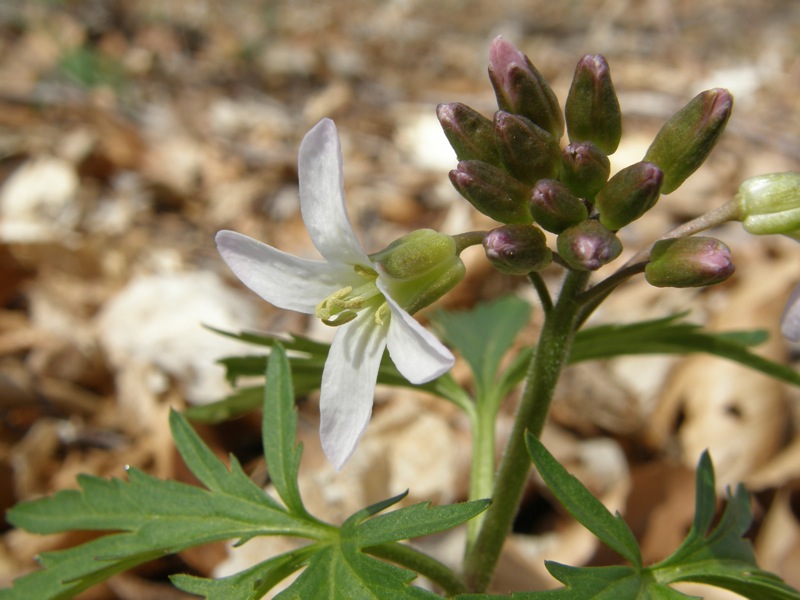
top-left (483, 224), bottom-right (552, 275)
top-left (488, 36), bottom-right (564, 139)
top-left (565, 54), bottom-right (622, 154)
top-left (530, 179), bottom-right (588, 234)
top-left (645, 237), bottom-right (734, 288)
top-left (735, 172), bottom-right (800, 238)
top-left (595, 161), bottom-right (663, 230)
top-left (560, 141), bottom-right (611, 199)
top-left (644, 88), bottom-right (733, 194)
top-left (436, 102), bottom-right (502, 165)
top-left (449, 160), bottom-right (533, 224)
top-left (556, 220), bottom-right (622, 271)
top-left (372, 229), bottom-right (455, 280)
top-left (494, 111), bottom-right (561, 185)
top-left (372, 229), bottom-right (465, 315)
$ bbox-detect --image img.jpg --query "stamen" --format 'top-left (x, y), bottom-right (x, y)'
top-left (315, 266), bottom-right (385, 328)
top-left (322, 310), bottom-right (358, 327)
top-left (374, 302), bottom-right (391, 325)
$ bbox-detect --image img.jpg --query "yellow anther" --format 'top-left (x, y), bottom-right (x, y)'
top-left (374, 302), bottom-right (391, 326)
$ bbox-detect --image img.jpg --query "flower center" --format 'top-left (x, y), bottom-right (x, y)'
top-left (315, 265), bottom-right (389, 327)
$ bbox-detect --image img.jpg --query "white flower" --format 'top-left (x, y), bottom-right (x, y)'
top-left (781, 283), bottom-right (800, 342)
top-left (215, 119), bottom-right (455, 469)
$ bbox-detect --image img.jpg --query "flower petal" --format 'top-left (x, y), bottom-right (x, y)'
top-left (781, 283), bottom-right (800, 342)
top-left (319, 313), bottom-right (387, 469)
top-left (216, 230), bottom-right (358, 314)
top-left (299, 119), bottom-right (370, 266)
top-left (378, 279), bottom-right (455, 384)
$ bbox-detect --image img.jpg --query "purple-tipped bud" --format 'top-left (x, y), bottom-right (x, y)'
top-left (645, 237), bottom-right (734, 288)
top-left (781, 283), bottom-right (800, 342)
top-left (488, 36), bottom-right (564, 139)
top-left (595, 161), bottom-right (663, 231)
top-left (449, 160), bottom-right (533, 224)
top-left (436, 102), bottom-right (502, 165)
top-left (494, 111), bottom-right (561, 186)
top-left (557, 220), bottom-right (622, 271)
top-left (561, 141), bottom-right (612, 199)
top-left (483, 224), bottom-right (552, 275)
top-left (565, 54), bottom-right (622, 155)
top-left (644, 88), bottom-right (733, 194)
top-left (530, 179), bottom-right (588, 234)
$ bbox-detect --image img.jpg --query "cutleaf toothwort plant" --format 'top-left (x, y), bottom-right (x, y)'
top-left (4, 36), bottom-right (800, 599)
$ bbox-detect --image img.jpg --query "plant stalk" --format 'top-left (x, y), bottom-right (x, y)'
top-left (462, 269), bottom-right (590, 592)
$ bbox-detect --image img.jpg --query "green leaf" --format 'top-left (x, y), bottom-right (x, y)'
top-left (189, 329), bottom-right (475, 423)
top-left (1, 411), bottom-right (324, 600)
top-left (569, 315), bottom-right (800, 387)
top-left (525, 433), bottom-right (642, 567)
top-left (262, 343), bottom-right (307, 516)
top-left (650, 453), bottom-right (800, 599)
top-left (432, 296), bottom-right (531, 398)
top-left (275, 544), bottom-right (435, 599)
top-left (171, 546), bottom-right (317, 600)
top-left (354, 496), bottom-right (491, 547)
top-left (517, 563), bottom-right (644, 598)
top-left (690, 451), bottom-right (717, 539)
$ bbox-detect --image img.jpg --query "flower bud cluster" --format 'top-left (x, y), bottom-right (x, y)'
top-left (437, 36), bottom-right (736, 288)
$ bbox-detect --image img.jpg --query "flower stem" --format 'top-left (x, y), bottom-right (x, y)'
top-left (462, 269), bottom-right (590, 592)
top-left (453, 230), bottom-right (488, 255)
top-left (528, 271), bottom-right (553, 315)
top-left (466, 387), bottom-right (502, 548)
top-left (624, 199), bottom-right (741, 266)
top-left (577, 198), bottom-right (741, 326)
top-left (366, 541), bottom-right (467, 596)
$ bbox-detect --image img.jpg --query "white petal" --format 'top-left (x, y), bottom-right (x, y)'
top-left (378, 279), bottom-right (454, 384)
top-left (319, 313), bottom-right (387, 469)
top-left (216, 230), bottom-right (358, 314)
top-left (299, 119), bottom-right (370, 266)
top-left (781, 283), bottom-right (800, 342)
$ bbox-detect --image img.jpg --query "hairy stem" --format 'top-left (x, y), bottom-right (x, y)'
top-left (462, 269), bottom-right (590, 592)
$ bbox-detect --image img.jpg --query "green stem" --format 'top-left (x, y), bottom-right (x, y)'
top-left (528, 271), bottom-right (553, 315)
top-left (575, 261), bottom-right (647, 328)
top-left (366, 541), bottom-right (467, 596)
top-left (624, 199), bottom-right (741, 267)
top-left (453, 230), bottom-right (488, 255)
top-left (577, 198), bottom-right (741, 326)
top-left (466, 388), bottom-right (501, 549)
top-left (462, 269), bottom-right (590, 592)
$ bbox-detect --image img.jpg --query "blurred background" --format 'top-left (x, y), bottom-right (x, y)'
top-left (1, 1), bottom-right (799, 597)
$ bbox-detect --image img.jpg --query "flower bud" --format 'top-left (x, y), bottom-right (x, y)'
top-left (565, 54), bottom-right (622, 154)
top-left (449, 160), bottom-right (533, 224)
top-left (645, 237), bottom-right (734, 288)
top-left (483, 225), bottom-right (552, 275)
top-left (560, 141), bottom-right (611, 199)
top-left (372, 229), bottom-right (465, 314)
top-left (530, 179), bottom-right (588, 233)
top-left (595, 161), bottom-right (663, 231)
top-left (488, 36), bottom-right (564, 139)
top-left (494, 111), bottom-right (561, 186)
top-left (735, 172), bottom-right (800, 238)
top-left (644, 88), bottom-right (733, 194)
top-left (556, 220), bottom-right (622, 271)
top-left (436, 102), bottom-right (502, 165)
top-left (781, 283), bottom-right (800, 342)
